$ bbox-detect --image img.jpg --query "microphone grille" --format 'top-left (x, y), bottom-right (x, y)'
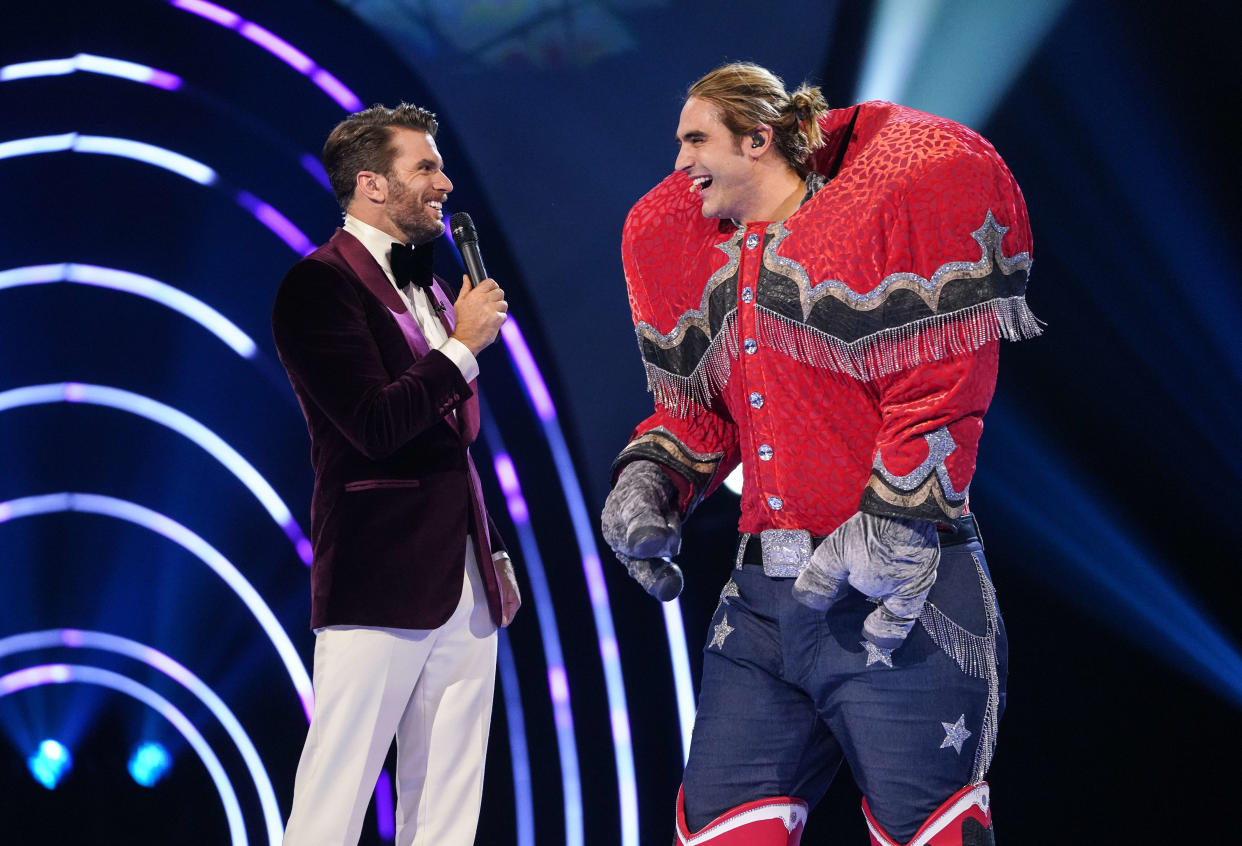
top-left (449, 212), bottom-right (477, 242)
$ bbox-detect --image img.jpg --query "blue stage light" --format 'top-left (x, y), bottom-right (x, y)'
top-left (27, 739), bottom-right (72, 789)
top-left (129, 741), bottom-right (172, 787)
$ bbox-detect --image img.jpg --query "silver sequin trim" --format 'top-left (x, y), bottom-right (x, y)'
top-left (872, 426), bottom-right (968, 499)
top-left (763, 211), bottom-right (1031, 319)
top-left (712, 578), bottom-right (741, 619)
top-left (918, 555), bottom-right (1001, 784)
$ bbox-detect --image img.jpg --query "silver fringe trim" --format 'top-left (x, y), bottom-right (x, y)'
top-left (643, 296), bottom-right (1041, 416)
top-left (643, 308), bottom-right (739, 417)
top-left (918, 554), bottom-right (1001, 785)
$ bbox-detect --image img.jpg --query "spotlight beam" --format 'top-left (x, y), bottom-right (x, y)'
top-left (855, 0), bottom-right (1071, 129)
top-left (0, 629), bottom-right (284, 844)
top-left (980, 402), bottom-right (1242, 709)
top-left (0, 664), bottom-right (247, 846)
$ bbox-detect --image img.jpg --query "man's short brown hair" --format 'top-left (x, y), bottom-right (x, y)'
top-left (322, 103), bottom-right (439, 210)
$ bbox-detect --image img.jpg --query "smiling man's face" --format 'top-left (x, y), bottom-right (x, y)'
top-left (383, 128), bottom-right (453, 245)
top-left (674, 96), bottom-right (756, 222)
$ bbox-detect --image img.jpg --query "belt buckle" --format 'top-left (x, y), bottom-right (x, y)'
top-left (759, 529), bottom-right (813, 577)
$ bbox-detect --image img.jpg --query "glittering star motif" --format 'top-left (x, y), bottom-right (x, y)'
top-left (709, 615), bottom-right (735, 649)
top-left (940, 715), bottom-right (972, 754)
top-left (862, 640), bottom-right (894, 668)
top-left (720, 580), bottom-right (740, 604)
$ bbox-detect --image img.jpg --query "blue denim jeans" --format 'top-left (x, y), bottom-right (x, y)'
top-left (682, 517), bottom-right (1006, 842)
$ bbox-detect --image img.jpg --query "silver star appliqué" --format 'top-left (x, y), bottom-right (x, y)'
top-left (862, 640), bottom-right (894, 668)
top-left (940, 715), bottom-right (972, 754)
top-left (720, 580), bottom-right (740, 603)
top-left (709, 615), bottom-right (735, 649)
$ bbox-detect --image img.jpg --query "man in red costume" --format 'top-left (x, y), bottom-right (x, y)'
top-left (601, 63), bottom-right (1038, 845)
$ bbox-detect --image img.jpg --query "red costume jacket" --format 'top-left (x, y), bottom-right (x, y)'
top-left (615, 102), bottom-right (1038, 535)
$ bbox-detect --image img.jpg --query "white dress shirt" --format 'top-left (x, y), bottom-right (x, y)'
top-left (343, 214), bottom-right (479, 383)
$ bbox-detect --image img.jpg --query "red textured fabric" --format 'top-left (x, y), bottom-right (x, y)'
top-left (620, 102), bottom-right (1033, 533)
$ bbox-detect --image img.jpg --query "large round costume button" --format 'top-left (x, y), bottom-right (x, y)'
top-left (745, 233), bottom-right (760, 250)
top-left (758, 444), bottom-right (773, 461)
top-left (743, 338), bottom-right (757, 355)
top-left (749, 391), bottom-right (764, 409)
top-left (767, 496), bottom-right (784, 510)
top-left (741, 286), bottom-right (753, 303)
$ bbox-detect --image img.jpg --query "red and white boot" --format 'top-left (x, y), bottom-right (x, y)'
top-left (675, 786), bottom-right (808, 845)
top-left (863, 782), bottom-right (994, 846)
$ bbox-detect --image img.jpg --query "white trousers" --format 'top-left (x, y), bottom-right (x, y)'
top-left (282, 547), bottom-right (497, 846)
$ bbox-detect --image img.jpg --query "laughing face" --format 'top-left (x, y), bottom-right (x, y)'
top-left (674, 96), bottom-right (754, 222)
top-left (383, 128), bottom-right (453, 245)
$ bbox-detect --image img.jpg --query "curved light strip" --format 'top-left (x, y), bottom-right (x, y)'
top-left (481, 417), bottom-right (581, 844)
top-left (0, 664), bottom-right (246, 845)
top-left (0, 263), bottom-right (257, 358)
top-left (2, 53), bottom-right (332, 197)
top-left (498, 319), bottom-right (643, 846)
top-left (0, 53), bottom-right (182, 89)
top-left (495, 631), bottom-right (534, 846)
top-left (169, 0), bottom-right (363, 111)
top-left (0, 133), bottom-right (215, 184)
top-left (0, 629), bottom-right (282, 844)
top-left (0, 135), bottom-right (312, 255)
top-left (0, 383), bottom-right (312, 564)
top-left (661, 599), bottom-right (696, 764)
top-left (0, 493), bottom-right (313, 720)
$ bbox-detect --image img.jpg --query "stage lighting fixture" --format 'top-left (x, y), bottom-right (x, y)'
top-left (27, 739), bottom-right (72, 789)
top-left (129, 741), bottom-right (172, 787)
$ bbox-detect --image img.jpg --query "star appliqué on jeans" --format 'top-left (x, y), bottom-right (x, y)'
top-left (940, 714), bottom-right (972, 754)
top-left (862, 640), bottom-right (893, 668)
top-left (709, 614), bottom-right (735, 649)
top-left (720, 580), bottom-right (740, 603)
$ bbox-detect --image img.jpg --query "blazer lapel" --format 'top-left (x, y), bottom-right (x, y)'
top-left (330, 229), bottom-right (480, 444)
top-left (330, 228), bottom-right (432, 358)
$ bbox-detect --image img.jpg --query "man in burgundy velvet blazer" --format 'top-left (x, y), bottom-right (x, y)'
top-left (272, 103), bottom-right (520, 846)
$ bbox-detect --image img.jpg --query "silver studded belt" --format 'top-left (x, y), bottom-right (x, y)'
top-left (735, 529), bottom-right (824, 577)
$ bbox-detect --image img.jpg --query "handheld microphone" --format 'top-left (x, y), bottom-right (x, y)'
top-left (449, 212), bottom-right (488, 289)
top-left (618, 553), bottom-right (685, 602)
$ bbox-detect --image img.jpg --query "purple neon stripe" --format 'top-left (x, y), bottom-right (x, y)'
top-left (171, 0), bottom-right (241, 28)
top-left (311, 68), bottom-right (363, 111)
top-left (239, 22), bottom-right (314, 73)
top-left (500, 320), bottom-right (556, 422)
top-left (493, 453), bottom-right (530, 522)
top-left (169, 1), bottom-right (363, 113)
top-left (235, 190), bottom-right (315, 255)
top-left (301, 154), bottom-right (332, 194)
top-left (374, 770), bottom-right (395, 840)
top-left (148, 69), bottom-right (183, 91)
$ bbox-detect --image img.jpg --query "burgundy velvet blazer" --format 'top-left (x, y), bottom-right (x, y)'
top-left (272, 228), bottom-right (505, 630)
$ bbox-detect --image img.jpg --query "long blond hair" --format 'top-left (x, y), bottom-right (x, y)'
top-left (687, 62), bottom-right (829, 175)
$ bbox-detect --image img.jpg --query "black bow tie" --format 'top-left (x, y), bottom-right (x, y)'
top-left (390, 241), bottom-right (435, 291)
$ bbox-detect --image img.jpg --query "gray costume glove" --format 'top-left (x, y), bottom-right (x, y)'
top-left (792, 512), bottom-right (940, 652)
top-left (601, 460), bottom-right (685, 600)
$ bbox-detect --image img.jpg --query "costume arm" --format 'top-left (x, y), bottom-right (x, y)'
top-left (611, 408), bottom-right (740, 517)
top-left (272, 259), bottom-right (472, 460)
top-left (859, 343), bottom-right (997, 522)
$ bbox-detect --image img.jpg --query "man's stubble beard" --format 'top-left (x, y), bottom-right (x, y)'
top-left (387, 178), bottom-right (444, 245)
